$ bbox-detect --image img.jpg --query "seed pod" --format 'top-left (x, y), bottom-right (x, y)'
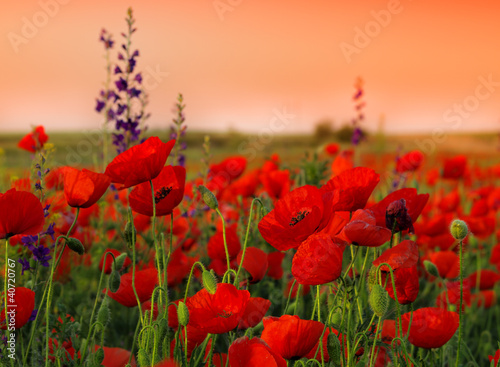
top-left (97, 299), bottom-right (110, 327)
top-left (423, 260), bottom-right (440, 278)
top-left (137, 349), bottom-right (150, 367)
top-left (93, 347), bottom-right (105, 365)
top-left (113, 253), bottom-right (128, 271)
top-left (327, 333), bottom-right (341, 367)
top-left (109, 270), bottom-right (121, 293)
top-left (198, 185), bottom-right (218, 210)
top-left (177, 301), bottom-right (190, 327)
top-left (202, 270), bottom-right (218, 295)
top-left (66, 237), bottom-right (85, 255)
top-left (369, 284), bottom-right (389, 317)
top-left (450, 219), bottom-right (468, 241)
top-left (124, 221), bottom-right (136, 249)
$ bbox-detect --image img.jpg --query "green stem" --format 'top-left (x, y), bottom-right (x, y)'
top-left (369, 317), bottom-right (383, 367)
top-left (150, 180), bottom-right (163, 295)
top-left (215, 208), bottom-right (231, 278)
top-left (183, 261), bottom-right (205, 303)
top-left (455, 240), bottom-right (464, 367)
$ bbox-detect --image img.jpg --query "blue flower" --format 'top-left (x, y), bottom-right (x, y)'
top-left (18, 258), bottom-right (31, 275)
top-left (32, 245), bottom-right (52, 267)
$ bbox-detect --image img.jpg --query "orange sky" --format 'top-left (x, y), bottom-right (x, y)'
top-left (1, 0), bottom-right (500, 134)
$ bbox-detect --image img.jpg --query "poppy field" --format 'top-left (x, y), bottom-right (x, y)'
top-left (3, 8), bottom-right (500, 367)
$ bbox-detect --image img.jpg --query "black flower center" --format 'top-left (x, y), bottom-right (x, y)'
top-left (217, 310), bottom-right (233, 318)
top-left (154, 186), bottom-right (173, 204)
top-left (289, 210), bottom-right (309, 227)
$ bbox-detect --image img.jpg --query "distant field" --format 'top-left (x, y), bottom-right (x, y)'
top-left (1, 129), bottom-right (499, 184)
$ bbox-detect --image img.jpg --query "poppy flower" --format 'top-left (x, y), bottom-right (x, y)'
top-left (93, 346), bottom-right (137, 367)
top-left (368, 188), bottom-right (429, 230)
top-left (153, 360), bottom-right (179, 367)
top-left (373, 240), bottom-right (419, 304)
top-left (18, 125), bottom-right (48, 152)
top-left (331, 150), bottom-right (354, 176)
top-left (62, 167), bottom-right (111, 208)
top-left (442, 155), bottom-right (467, 179)
top-left (260, 315), bottom-right (324, 360)
top-left (267, 252), bottom-right (285, 280)
top-left (258, 185), bottom-right (335, 251)
top-left (187, 283), bottom-right (250, 334)
top-left (428, 251), bottom-right (459, 279)
top-left (292, 233), bottom-right (344, 286)
top-left (489, 349), bottom-right (500, 365)
top-left (99, 249), bottom-right (132, 274)
top-left (0, 188), bottom-right (45, 239)
top-left (260, 169), bottom-right (292, 200)
top-left (228, 337), bottom-right (287, 367)
top-left (338, 209), bottom-right (392, 247)
top-left (396, 150), bottom-right (424, 173)
top-left (106, 268), bottom-right (158, 307)
top-left (236, 247), bottom-right (268, 284)
top-left (325, 143), bottom-right (339, 156)
top-left (238, 297), bottom-right (272, 329)
top-left (222, 169), bottom-right (260, 200)
top-left (471, 290), bottom-right (496, 308)
top-left (207, 156), bottom-right (247, 195)
top-left (129, 165), bottom-right (185, 216)
top-left (385, 198), bottom-right (416, 233)
top-left (284, 278), bottom-right (311, 298)
top-left (1, 287), bottom-right (35, 329)
top-left (105, 137), bottom-right (175, 189)
top-left (322, 167), bottom-right (380, 212)
top-left (167, 248), bottom-right (196, 287)
top-left (467, 269), bottom-right (500, 290)
top-left (491, 244), bottom-right (500, 272)
top-left (207, 224), bottom-right (241, 261)
top-left (401, 307), bottom-right (459, 349)
top-left (436, 279), bottom-right (471, 311)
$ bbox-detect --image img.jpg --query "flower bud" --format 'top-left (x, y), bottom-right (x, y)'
top-left (327, 332), bottom-right (341, 367)
top-left (113, 253), bottom-right (128, 272)
top-left (423, 260), bottom-right (440, 278)
top-left (97, 299), bottom-right (110, 327)
top-left (109, 270), bottom-right (121, 293)
top-left (202, 270), bottom-right (218, 294)
top-left (329, 312), bottom-right (342, 327)
top-left (66, 237), bottom-right (85, 255)
top-left (367, 266), bottom-right (378, 293)
top-left (93, 347), bottom-right (105, 365)
top-left (369, 284), bottom-right (389, 317)
top-left (198, 185), bottom-right (218, 210)
top-left (385, 199), bottom-right (414, 233)
top-left (137, 349), bottom-right (150, 367)
top-left (177, 301), bottom-right (190, 327)
top-left (124, 221), bottom-right (136, 249)
top-left (450, 219), bottom-right (468, 241)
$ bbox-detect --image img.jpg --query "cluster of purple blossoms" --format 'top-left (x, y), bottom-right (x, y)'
top-left (18, 222), bottom-right (56, 274)
top-left (351, 76), bottom-right (367, 146)
top-left (95, 8), bottom-right (150, 154)
top-left (170, 93), bottom-right (188, 167)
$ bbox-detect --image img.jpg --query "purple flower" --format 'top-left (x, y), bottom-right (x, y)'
top-left (115, 78), bottom-right (128, 92)
top-left (29, 309), bottom-right (38, 322)
top-left (96, 100), bottom-right (105, 112)
top-left (43, 204), bottom-right (51, 218)
top-left (42, 222), bottom-right (56, 241)
top-left (18, 258), bottom-right (31, 275)
top-left (114, 66), bottom-right (122, 74)
top-left (127, 87), bottom-right (141, 98)
top-left (32, 245), bottom-right (52, 267)
top-left (21, 235), bottom-right (38, 251)
top-left (116, 104), bottom-right (126, 116)
top-left (134, 73), bottom-right (142, 83)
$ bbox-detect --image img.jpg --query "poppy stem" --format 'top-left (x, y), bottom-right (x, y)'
top-left (294, 284), bottom-right (303, 316)
top-left (455, 239), bottom-right (464, 367)
top-left (215, 208), bottom-right (231, 281)
top-left (150, 180), bottom-right (163, 297)
top-left (130, 210), bottom-right (144, 325)
top-left (369, 316), bottom-right (383, 367)
top-left (283, 279), bottom-right (296, 315)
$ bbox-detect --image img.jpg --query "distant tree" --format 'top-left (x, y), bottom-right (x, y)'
top-left (313, 119), bottom-right (335, 142)
top-left (336, 123), bottom-right (355, 143)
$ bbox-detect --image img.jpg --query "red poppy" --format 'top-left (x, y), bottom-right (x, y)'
top-left (105, 137), bottom-right (175, 189)
top-left (99, 249), bottom-right (131, 274)
top-left (491, 244), bottom-right (500, 272)
top-left (489, 349), bottom-right (500, 365)
top-left (368, 188), bottom-right (429, 230)
top-left (153, 360), bottom-right (179, 367)
top-left (187, 283), bottom-right (250, 334)
top-left (396, 150), bottom-right (424, 173)
top-left (222, 169), bottom-right (260, 200)
top-left (167, 248), bottom-right (196, 287)
top-left (228, 337), bottom-right (287, 367)
top-left (401, 307), bottom-right (459, 349)
top-left (236, 247), bottom-right (268, 284)
top-left (106, 268), bottom-right (158, 307)
top-left (18, 125), bottom-right (48, 152)
top-left (62, 167), bottom-right (111, 208)
top-left (207, 352), bottom-right (228, 367)
top-left (331, 149), bottom-right (354, 176)
top-left (338, 209), bottom-right (392, 247)
top-left (442, 155), bottom-right (467, 179)
top-left (260, 169), bottom-right (292, 200)
top-left (207, 156), bottom-right (247, 195)
top-left (322, 167), bottom-right (380, 212)
top-left (129, 165), bottom-right (185, 216)
top-left (93, 346), bottom-right (137, 367)
top-left (436, 279), bottom-right (471, 311)
top-left (0, 188), bottom-right (45, 239)
top-left (207, 224), bottom-right (241, 261)
top-left (260, 315), bottom-right (324, 360)
top-left (467, 269), bottom-right (500, 290)
top-left (267, 252), bottom-right (285, 280)
top-left (373, 240), bottom-right (420, 304)
top-left (292, 233), bottom-right (344, 286)
top-left (258, 185), bottom-right (335, 251)
top-left (325, 143), bottom-right (339, 156)
top-left (471, 290), bottom-right (496, 308)
top-left (429, 251), bottom-right (459, 279)
top-left (284, 278), bottom-right (311, 298)
top-left (238, 297), bottom-right (272, 329)
top-left (0, 287), bottom-right (35, 329)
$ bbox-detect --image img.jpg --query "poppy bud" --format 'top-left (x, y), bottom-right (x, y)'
top-left (367, 266), bottom-right (378, 293)
top-left (202, 270), bottom-right (218, 294)
top-left (260, 203), bottom-right (271, 217)
top-left (124, 221), bottom-right (136, 249)
top-left (137, 349), bottom-right (150, 367)
top-left (113, 253), bottom-right (128, 272)
top-left (198, 185), bottom-right (218, 210)
top-left (385, 199), bottom-right (414, 233)
top-left (66, 237), bottom-right (85, 255)
top-left (423, 260), bottom-right (440, 278)
top-left (450, 219), bottom-right (468, 241)
top-left (177, 301), bottom-right (189, 326)
top-left (109, 270), bottom-right (121, 293)
top-left (97, 299), bottom-right (110, 327)
top-left (369, 284), bottom-right (389, 317)
top-left (158, 318), bottom-right (169, 341)
top-left (94, 347), bottom-right (105, 365)
top-left (329, 312), bottom-right (342, 327)
top-left (327, 332), bottom-right (341, 366)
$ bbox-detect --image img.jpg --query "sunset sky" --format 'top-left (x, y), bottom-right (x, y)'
top-left (1, 0), bottom-right (500, 134)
